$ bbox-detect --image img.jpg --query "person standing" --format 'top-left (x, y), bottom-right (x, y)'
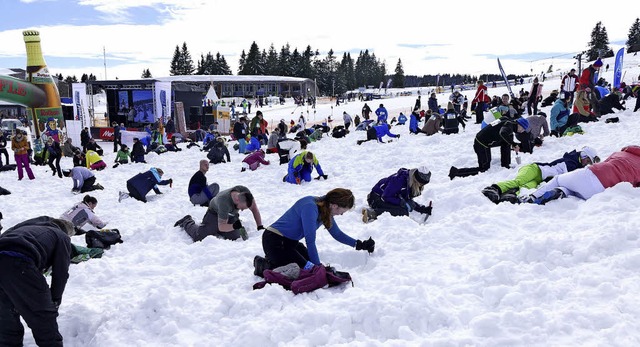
top-left (45, 137), bottom-right (63, 178)
top-left (375, 103), bottom-right (388, 124)
top-left (560, 68), bottom-right (579, 105)
top-left (188, 160), bottom-right (220, 207)
top-left (175, 185), bottom-right (262, 242)
top-left (472, 80), bottom-right (491, 124)
top-left (112, 121), bottom-right (121, 153)
top-left (0, 216), bottom-right (75, 347)
top-left (342, 111), bottom-right (353, 131)
top-left (361, 103), bottom-right (372, 120)
top-left (0, 132), bottom-right (9, 167)
top-left (527, 77), bottom-right (543, 115)
top-left (80, 127), bottom-right (90, 153)
top-left (10, 130), bottom-right (35, 180)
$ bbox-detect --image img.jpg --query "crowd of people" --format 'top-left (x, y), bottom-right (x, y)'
top-left (1, 61), bottom-right (639, 345)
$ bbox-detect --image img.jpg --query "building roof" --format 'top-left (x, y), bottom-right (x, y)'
top-left (86, 75), bottom-right (313, 85)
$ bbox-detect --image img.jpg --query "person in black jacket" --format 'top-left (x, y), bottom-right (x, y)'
top-left (80, 127), bottom-right (90, 152)
top-left (112, 121), bottom-right (121, 153)
top-left (233, 117), bottom-right (248, 154)
top-left (0, 216), bottom-right (75, 347)
top-left (130, 137), bottom-right (146, 163)
top-left (119, 167), bottom-right (172, 203)
top-left (0, 132), bottom-right (9, 166)
top-left (45, 137), bottom-right (63, 178)
top-left (449, 117), bottom-right (530, 179)
top-left (188, 160), bottom-right (220, 206)
top-left (85, 138), bottom-right (103, 156)
top-left (207, 138), bottom-right (231, 164)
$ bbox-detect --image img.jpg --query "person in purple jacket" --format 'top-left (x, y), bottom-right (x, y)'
top-left (362, 166), bottom-right (432, 223)
top-left (241, 149), bottom-right (270, 172)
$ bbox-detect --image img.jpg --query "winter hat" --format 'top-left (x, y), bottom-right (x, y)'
top-left (414, 166), bottom-right (431, 185)
top-left (516, 117), bottom-right (530, 131)
top-left (580, 146), bottom-right (600, 163)
top-left (594, 58), bottom-right (603, 67)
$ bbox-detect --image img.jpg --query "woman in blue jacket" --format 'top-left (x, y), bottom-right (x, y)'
top-left (550, 93), bottom-right (579, 136)
top-left (119, 167), bottom-right (172, 203)
top-left (362, 166), bottom-right (432, 222)
top-left (253, 188), bottom-right (375, 276)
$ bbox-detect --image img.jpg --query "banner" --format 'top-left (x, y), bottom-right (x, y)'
top-left (497, 58), bottom-right (515, 98)
top-left (72, 83), bottom-right (90, 129)
top-left (154, 81), bottom-right (171, 125)
top-left (613, 48), bottom-right (624, 88)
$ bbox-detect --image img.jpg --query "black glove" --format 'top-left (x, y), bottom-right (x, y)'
top-left (232, 220), bottom-right (243, 229)
top-left (414, 204), bottom-right (432, 215)
top-left (396, 134), bottom-right (401, 139)
top-left (355, 237), bottom-right (375, 253)
top-left (257, 225), bottom-right (265, 231)
top-left (314, 174), bottom-right (329, 180)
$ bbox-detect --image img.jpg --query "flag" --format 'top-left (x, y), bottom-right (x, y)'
top-left (613, 48), bottom-right (624, 89)
top-left (497, 58), bottom-right (515, 98)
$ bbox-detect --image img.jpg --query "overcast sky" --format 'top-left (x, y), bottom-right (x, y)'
top-left (0, 0), bottom-right (636, 80)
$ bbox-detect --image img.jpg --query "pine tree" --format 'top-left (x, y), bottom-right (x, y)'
top-left (179, 42), bottom-right (195, 75)
top-left (627, 18), bottom-right (640, 53)
top-left (141, 69), bottom-right (152, 78)
top-left (264, 44), bottom-right (279, 75)
top-left (299, 45), bottom-right (315, 79)
top-left (586, 22), bottom-right (613, 61)
top-left (278, 43), bottom-right (292, 76)
top-left (216, 53), bottom-right (231, 75)
top-left (169, 45), bottom-right (181, 76)
top-left (80, 73), bottom-right (89, 83)
top-left (392, 58), bottom-right (405, 88)
top-left (237, 50), bottom-right (246, 75)
top-left (240, 41), bottom-right (263, 75)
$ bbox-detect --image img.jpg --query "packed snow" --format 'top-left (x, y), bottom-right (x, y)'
top-left (1, 55), bottom-right (640, 346)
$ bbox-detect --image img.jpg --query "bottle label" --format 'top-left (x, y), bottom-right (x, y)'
top-left (31, 67), bottom-right (52, 84)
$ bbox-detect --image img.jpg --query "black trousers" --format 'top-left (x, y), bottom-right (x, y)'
top-left (262, 230), bottom-right (309, 269)
top-left (47, 154), bottom-right (62, 177)
top-left (81, 176), bottom-right (98, 193)
top-left (0, 148), bottom-right (9, 166)
top-left (184, 210), bottom-right (240, 242)
top-left (0, 255), bottom-right (63, 347)
top-left (454, 141), bottom-right (510, 178)
top-left (475, 102), bottom-right (485, 123)
top-left (367, 193), bottom-right (408, 217)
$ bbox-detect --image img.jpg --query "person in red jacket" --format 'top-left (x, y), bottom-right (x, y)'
top-left (578, 58), bottom-right (603, 116)
top-left (241, 149), bottom-right (270, 172)
top-left (472, 80), bottom-right (491, 124)
top-left (525, 145), bottom-right (640, 204)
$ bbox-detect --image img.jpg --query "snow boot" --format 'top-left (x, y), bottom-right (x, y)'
top-left (253, 255), bottom-right (271, 278)
top-left (118, 191), bottom-right (129, 203)
top-left (174, 215), bottom-right (192, 228)
top-left (533, 188), bottom-right (566, 205)
top-left (448, 166), bottom-right (459, 180)
top-left (362, 208), bottom-right (377, 223)
top-left (481, 185), bottom-right (501, 204)
top-left (498, 188), bottom-right (519, 204)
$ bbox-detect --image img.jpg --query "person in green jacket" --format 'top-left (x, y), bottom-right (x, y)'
top-left (113, 144), bottom-right (130, 168)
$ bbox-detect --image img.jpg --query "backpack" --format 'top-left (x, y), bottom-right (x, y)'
top-left (563, 125), bottom-right (584, 136)
top-left (442, 111), bottom-right (459, 134)
top-left (332, 126), bottom-right (347, 138)
top-left (85, 229), bottom-right (124, 249)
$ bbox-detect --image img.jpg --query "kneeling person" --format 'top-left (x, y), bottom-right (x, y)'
top-left (175, 185), bottom-right (263, 241)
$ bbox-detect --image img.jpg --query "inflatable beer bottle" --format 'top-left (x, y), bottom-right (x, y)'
top-left (23, 30), bottom-right (65, 145)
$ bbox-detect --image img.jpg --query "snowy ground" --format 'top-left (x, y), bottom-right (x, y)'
top-left (1, 55), bottom-right (640, 346)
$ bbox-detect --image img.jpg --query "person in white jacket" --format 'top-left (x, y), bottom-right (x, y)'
top-left (60, 195), bottom-right (107, 233)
